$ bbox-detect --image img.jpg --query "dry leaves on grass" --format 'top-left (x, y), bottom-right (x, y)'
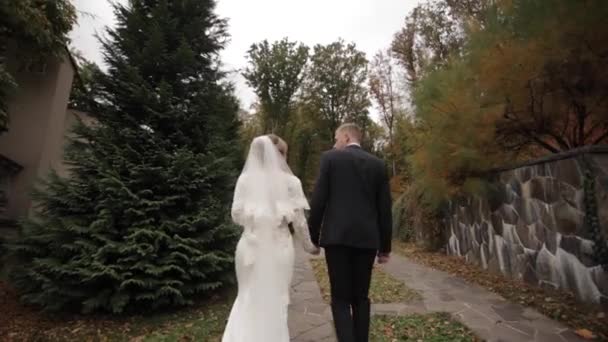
top-left (0, 281), bottom-right (233, 341)
top-left (393, 241), bottom-right (608, 341)
top-left (309, 258), bottom-right (421, 304)
top-left (0, 281), bottom-right (59, 340)
top-left (370, 312), bottom-right (481, 342)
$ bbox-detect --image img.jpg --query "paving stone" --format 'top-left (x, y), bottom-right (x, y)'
top-left (424, 299), bottom-right (467, 313)
top-left (439, 291), bottom-right (456, 301)
top-left (492, 302), bottom-right (526, 322)
top-left (455, 307), bottom-right (499, 327)
top-left (506, 321), bottom-right (536, 337)
top-left (488, 323), bottom-right (535, 341)
top-left (534, 330), bottom-right (564, 342)
top-left (292, 323), bottom-right (335, 342)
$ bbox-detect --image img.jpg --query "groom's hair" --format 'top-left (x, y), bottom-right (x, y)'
top-left (337, 123), bottom-right (362, 142)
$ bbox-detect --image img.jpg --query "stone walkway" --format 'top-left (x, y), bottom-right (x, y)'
top-left (289, 247), bottom-right (586, 342)
top-left (288, 248), bottom-right (335, 341)
top-left (380, 254), bottom-right (584, 342)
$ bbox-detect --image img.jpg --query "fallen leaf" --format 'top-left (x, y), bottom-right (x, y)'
top-left (575, 329), bottom-right (596, 339)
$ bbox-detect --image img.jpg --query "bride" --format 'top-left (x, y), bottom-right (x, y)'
top-left (222, 134), bottom-right (320, 342)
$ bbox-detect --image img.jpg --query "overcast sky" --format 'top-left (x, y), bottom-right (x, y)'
top-left (70, 0), bottom-right (421, 111)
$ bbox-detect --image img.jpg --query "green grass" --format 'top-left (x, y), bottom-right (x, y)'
top-left (310, 258), bottom-right (421, 304)
top-left (140, 298), bottom-right (231, 342)
top-left (81, 293), bottom-right (233, 342)
top-left (2, 288), bottom-right (235, 341)
top-left (370, 312), bottom-right (481, 342)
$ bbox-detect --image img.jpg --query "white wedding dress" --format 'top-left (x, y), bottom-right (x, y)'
top-left (222, 136), bottom-right (318, 342)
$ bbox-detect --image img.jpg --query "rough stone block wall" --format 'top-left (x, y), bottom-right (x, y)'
top-left (445, 147), bottom-right (608, 307)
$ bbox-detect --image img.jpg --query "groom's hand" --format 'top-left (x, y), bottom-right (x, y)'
top-left (377, 253), bottom-right (390, 264)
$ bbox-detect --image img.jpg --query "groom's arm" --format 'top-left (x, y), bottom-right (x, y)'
top-left (377, 162), bottom-right (393, 255)
top-left (308, 152), bottom-right (331, 246)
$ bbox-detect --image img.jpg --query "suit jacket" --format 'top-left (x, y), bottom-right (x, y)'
top-left (308, 145), bottom-right (392, 253)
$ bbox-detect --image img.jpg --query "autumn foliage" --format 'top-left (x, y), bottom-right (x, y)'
top-left (393, 0), bottom-right (608, 212)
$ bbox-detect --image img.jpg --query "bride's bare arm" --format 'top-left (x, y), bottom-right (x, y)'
top-left (287, 176), bottom-right (320, 254)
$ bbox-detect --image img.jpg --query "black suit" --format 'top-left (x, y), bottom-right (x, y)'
top-left (309, 145), bottom-right (392, 342)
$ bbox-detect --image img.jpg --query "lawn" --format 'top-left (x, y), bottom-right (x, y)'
top-left (309, 258), bottom-right (421, 304)
top-left (370, 312), bottom-right (481, 342)
top-left (0, 280), bottom-right (234, 341)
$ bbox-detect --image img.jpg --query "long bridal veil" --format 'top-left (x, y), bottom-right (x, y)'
top-left (231, 136), bottom-right (308, 230)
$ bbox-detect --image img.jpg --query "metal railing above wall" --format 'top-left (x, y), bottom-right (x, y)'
top-left (488, 145), bottom-right (608, 174)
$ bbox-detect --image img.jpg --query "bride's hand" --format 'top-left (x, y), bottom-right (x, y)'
top-left (304, 243), bottom-right (320, 255)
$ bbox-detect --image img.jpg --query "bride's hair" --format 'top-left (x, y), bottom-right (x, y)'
top-left (266, 133), bottom-right (292, 234)
top-left (267, 134), bottom-right (288, 157)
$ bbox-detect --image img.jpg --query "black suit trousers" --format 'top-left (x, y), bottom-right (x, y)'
top-left (325, 246), bottom-right (376, 342)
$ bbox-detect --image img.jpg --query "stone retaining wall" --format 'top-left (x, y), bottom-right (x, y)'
top-left (445, 146), bottom-right (608, 307)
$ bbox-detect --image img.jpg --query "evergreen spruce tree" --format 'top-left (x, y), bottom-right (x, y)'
top-left (10, 0), bottom-right (241, 313)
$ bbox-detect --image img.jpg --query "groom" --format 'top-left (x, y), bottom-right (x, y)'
top-left (309, 123), bottom-right (392, 342)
